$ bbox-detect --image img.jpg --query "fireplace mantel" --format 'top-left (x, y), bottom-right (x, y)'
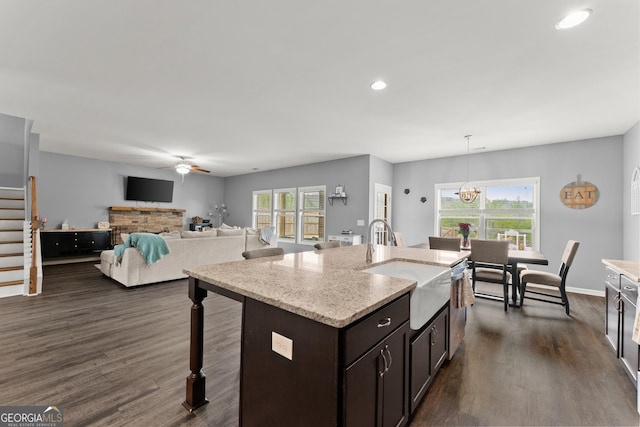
top-left (109, 206), bottom-right (186, 213)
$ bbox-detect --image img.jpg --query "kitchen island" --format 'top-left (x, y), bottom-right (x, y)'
top-left (183, 244), bottom-right (466, 426)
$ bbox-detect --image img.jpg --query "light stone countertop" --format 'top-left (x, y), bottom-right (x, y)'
top-left (602, 259), bottom-right (640, 283)
top-left (184, 244), bottom-right (467, 328)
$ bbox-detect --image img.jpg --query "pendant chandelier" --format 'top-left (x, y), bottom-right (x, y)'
top-left (456, 135), bottom-right (481, 204)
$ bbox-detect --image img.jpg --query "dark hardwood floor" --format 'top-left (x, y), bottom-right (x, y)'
top-left (0, 263), bottom-right (637, 426)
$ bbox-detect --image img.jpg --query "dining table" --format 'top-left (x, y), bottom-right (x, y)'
top-left (410, 243), bottom-right (549, 306)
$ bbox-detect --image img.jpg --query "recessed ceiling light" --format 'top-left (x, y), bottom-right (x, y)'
top-left (556, 9), bottom-right (592, 30)
top-left (370, 80), bottom-right (387, 90)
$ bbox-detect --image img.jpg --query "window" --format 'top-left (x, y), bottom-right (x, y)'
top-left (252, 185), bottom-right (326, 245)
top-left (252, 190), bottom-right (272, 229)
top-left (298, 186), bottom-right (326, 244)
top-left (435, 178), bottom-right (540, 250)
top-left (274, 188), bottom-right (296, 241)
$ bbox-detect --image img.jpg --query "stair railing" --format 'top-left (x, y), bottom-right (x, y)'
top-left (29, 176), bottom-right (38, 295)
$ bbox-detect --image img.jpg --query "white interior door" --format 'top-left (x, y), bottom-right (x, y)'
top-left (373, 183), bottom-right (392, 245)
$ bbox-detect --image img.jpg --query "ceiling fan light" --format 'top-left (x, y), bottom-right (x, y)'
top-left (556, 9), bottom-right (592, 30)
top-left (175, 163), bottom-right (190, 175)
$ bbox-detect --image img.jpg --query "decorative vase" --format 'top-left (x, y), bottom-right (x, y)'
top-left (462, 234), bottom-right (469, 248)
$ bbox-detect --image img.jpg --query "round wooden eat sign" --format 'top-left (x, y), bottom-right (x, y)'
top-left (560, 175), bottom-right (599, 209)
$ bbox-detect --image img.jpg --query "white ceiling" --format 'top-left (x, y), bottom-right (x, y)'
top-left (0, 1), bottom-right (638, 177)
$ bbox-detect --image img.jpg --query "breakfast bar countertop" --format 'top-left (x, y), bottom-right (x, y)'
top-left (602, 259), bottom-right (640, 283)
top-left (184, 244), bottom-right (467, 328)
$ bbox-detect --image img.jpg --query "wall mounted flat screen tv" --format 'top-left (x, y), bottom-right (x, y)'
top-left (125, 176), bottom-right (174, 203)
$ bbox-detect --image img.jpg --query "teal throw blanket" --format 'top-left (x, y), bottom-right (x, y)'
top-left (114, 233), bottom-right (170, 265)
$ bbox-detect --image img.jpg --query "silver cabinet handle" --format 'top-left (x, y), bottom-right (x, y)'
top-left (379, 348), bottom-right (388, 377)
top-left (384, 345), bottom-right (392, 373)
top-left (377, 317), bottom-right (392, 328)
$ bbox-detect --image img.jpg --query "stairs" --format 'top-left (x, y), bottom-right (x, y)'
top-left (0, 187), bottom-right (29, 296)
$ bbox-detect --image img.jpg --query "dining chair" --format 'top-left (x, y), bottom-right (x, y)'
top-left (242, 247), bottom-right (285, 259)
top-left (469, 239), bottom-right (511, 311)
top-left (428, 236), bottom-right (461, 252)
top-left (519, 240), bottom-right (580, 315)
top-left (392, 232), bottom-right (406, 247)
top-left (314, 241), bottom-right (340, 250)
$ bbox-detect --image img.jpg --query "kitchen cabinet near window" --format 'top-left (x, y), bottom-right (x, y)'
top-left (605, 266), bottom-right (621, 355)
top-left (620, 274), bottom-right (639, 384)
top-left (602, 259), bottom-right (640, 415)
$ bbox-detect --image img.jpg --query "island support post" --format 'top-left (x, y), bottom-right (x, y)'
top-left (183, 277), bottom-right (209, 412)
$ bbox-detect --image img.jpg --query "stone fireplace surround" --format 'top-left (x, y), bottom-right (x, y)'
top-left (109, 206), bottom-right (185, 244)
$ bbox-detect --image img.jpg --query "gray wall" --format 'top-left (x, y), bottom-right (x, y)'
top-left (224, 156), bottom-right (371, 253)
top-left (393, 136), bottom-right (624, 294)
top-left (623, 121), bottom-right (640, 261)
top-left (0, 113), bottom-right (27, 188)
top-left (39, 152), bottom-right (225, 230)
top-left (10, 125), bottom-right (635, 295)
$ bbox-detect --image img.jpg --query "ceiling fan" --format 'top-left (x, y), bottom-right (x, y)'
top-left (173, 156), bottom-right (210, 175)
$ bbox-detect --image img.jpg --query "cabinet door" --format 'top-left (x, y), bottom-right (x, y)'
top-left (41, 233), bottom-right (61, 258)
top-left (410, 324), bottom-right (432, 413)
top-left (76, 232), bottom-right (93, 254)
top-left (344, 341), bottom-right (384, 426)
top-left (430, 308), bottom-right (448, 374)
top-left (620, 278), bottom-right (639, 384)
top-left (410, 305), bottom-right (449, 414)
top-left (381, 322), bottom-right (409, 427)
top-left (605, 282), bottom-right (620, 355)
top-left (91, 231), bottom-right (111, 251)
top-left (344, 322), bottom-right (409, 427)
top-left (57, 233), bottom-right (76, 256)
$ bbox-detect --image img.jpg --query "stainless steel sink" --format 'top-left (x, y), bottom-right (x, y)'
top-left (363, 261), bottom-right (451, 330)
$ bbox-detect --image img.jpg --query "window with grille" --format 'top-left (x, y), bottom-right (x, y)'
top-left (251, 185), bottom-right (326, 244)
top-left (298, 186), bottom-right (326, 244)
top-left (252, 190), bottom-right (272, 229)
top-left (274, 188), bottom-right (296, 241)
top-left (435, 177), bottom-right (540, 250)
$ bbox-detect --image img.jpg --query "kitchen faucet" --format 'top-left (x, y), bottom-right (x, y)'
top-left (366, 219), bottom-right (395, 263)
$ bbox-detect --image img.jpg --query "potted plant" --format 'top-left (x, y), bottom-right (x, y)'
top-left (458, 222), bottom-right (471, 248)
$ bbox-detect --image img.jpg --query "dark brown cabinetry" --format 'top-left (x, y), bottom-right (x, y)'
top-left (241, 293), bottom-right (410, 427)
top-left (409, 303), bottom-right (449, 413)
top-left (344, 319), bottom-right (409, 427)
top-left (41, 230), bottom-right (111, 260)
top-left (604, 265), bottom-right (640, 386)
top-left (620, 274), bottom-right (639, 384)
top-left (605, 267), bottom-right (621, 355)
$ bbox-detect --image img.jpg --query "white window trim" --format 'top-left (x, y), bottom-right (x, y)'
top-left (435, 177), bottom-right (540, 250)
top-left (252, 189), bottom-right (273, 229)
top-left (297, 185), bottom-right (326, 246)
top-left (274, 187), bottom-right (297, 242)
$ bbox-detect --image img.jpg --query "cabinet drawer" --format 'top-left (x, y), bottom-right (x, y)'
top-left (621, 275), bottom-right (638, 301)
top-left (344, 294), bottom-right (409, 365)
top-left (605, 267), bottom-right (621, 289)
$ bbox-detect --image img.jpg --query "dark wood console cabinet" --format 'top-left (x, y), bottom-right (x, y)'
top-left (41, 229), bottom-right (111, 260)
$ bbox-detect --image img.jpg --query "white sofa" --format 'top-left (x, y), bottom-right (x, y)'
top-left (99, 228), bottom-right (276, 287)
